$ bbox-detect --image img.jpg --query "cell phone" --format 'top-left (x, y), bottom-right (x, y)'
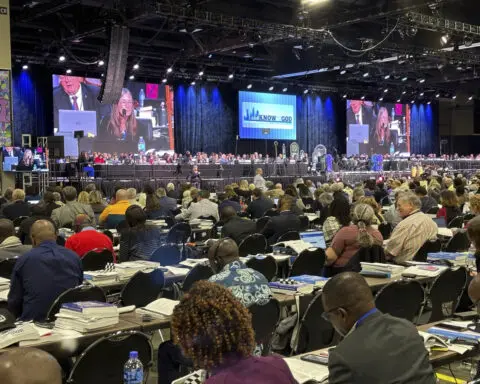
top-left (300, 353), bottom-right (329, 365)
top-left (437, 322), bottom-right (467, 332)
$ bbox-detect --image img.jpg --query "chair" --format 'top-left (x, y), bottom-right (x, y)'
top-left (289, 249), bottom-right (326, 277)
top-left (464, 213), bottom-right (476, 222)
top-left (294, 292), bottom-right (336, 354)
top-left (102, 230), bottom-right (114, 243)
top-left (246, 256), bottom-right (277, 282)
top-left (414, 239), bottom-right (442, 262)
top-left (199, 215), bottom-right (217, 224)
top-left (56, 235), bottom-right (66, 247)
top-left (67, 331), bottom-right (153, 384)
top-left (422, 266), bottom-right (467, 323)
top-left (82, 248), bottom-right (115, 271)
top-left (249, 299), bottom-right (281, 355)
top-left (264, 209), bottom-right (279, 217)
top-left (444, 230), bottom-right (471, 252)
top-left (105, 214), bottom-right (126, 230)
top-left (238, 233), bottom-right (268, 257)
top-left (380, 196), bottom-right (391, 206)
top-left (166, 223), bottom-right (192, 244)
top-left (378, 222), bottom-right (392, 240)
top-left (12, 216), bottom-right (28, 227)
top-left (180, 264), bottom-right (214, 293)
top-left (426, 206), bottom-right (439, 214)
top-left (116, 220), bottom-right (129, 232)
top-left (356, 244), bottom-right (386, 263)
top-left (120, 269), bottom-right (165, 307)
top-left (0, 257), bottom-right (18, 279)
top-left (46, 285), bottom-right (107, 321)
top-left (448, 215), bottom-right (465, 229)
top-left (375, 280), bottom-right (425, 322)
top-left (298, 216), bottom-right (309, 231)
top-left (256, 217), bottom-right (271, 232)
top-left (150, 245), bottom-right (182, 266)
top-left (277, 231), bottom-right (300, 243)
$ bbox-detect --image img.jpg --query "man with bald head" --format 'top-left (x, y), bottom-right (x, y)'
top-left (0, 347), bottom-right (62, 384)
top-left (8, 220), bottom-right (83, 321)
top-left (99, 188), bottom-right (131, 225)
top-left (322, 272), bottom-right (435, 384)
top-left (65, 214), bottom-right (115, 260)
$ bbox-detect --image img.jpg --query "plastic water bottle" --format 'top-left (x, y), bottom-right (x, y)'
top-left (124, 351), bottom-right (143, 384)
top-left (139, 89), bottom-right (145, 108)
top-left (390, 142), bottom-right (394, 155)
top-left (391, 107), bottom-right (395, 120)
top-left (138, 136), bottom-right (145, 153)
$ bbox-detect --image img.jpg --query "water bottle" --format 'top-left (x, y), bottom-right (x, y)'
top-left (391, 107), bottom-right (395, 120)
top-left (124, 351), bottom-right (143, 384)
top-left (139, 89), bottom-right (145, 108)
top-left (138, 136), bottom-right (146, 153)
top-left (390, 142), bottom-right (394, 155)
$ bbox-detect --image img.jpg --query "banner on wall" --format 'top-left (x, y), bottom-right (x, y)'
top-left (0, 70), bottom-right (12, 146)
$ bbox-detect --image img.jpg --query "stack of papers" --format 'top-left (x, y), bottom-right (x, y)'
top-left (290, 275), bottom-right (329, 289)
top-left (402, 265), bottom-right (448, 277)
top-left (427, 252), bottom-right (471, 267)
top-left (179, 258), bottom-right (209, 268)
top-left (0, 323), bottom-right (40, 349)
top-left (283, 358), bottom-right (329, 384)
top-left (55, 301), bottom-right (119, 333)
top-left (115, 261), bottom-right (161, 280)
top-left (136, 298), bottom-right (179, 317)
top-left (0, 277), bottom-right (9, 289)
top-left (274, 240), bottom-right (315, 255)
top-left (83, 271), bottom-right (118, 284)
top-left (361, 262), bottom-right (405, 278)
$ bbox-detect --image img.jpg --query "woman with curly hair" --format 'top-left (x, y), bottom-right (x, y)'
top-left (171, 281), bottom-right (297, 383)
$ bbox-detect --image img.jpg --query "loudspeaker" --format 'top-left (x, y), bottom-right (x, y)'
top-left (74, 130), bottom-right (84, 139)
top-left (98, 25), bottom-right (130, 104)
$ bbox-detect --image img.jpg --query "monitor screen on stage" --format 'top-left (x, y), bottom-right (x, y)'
top-left (346, 100), bottom-right (410, 156)
top-left (2, 146), bottom-right (48, 172)
top-left (52, 75), bottom-right (175, 157)
top-left (238, 91), bottom-right (297, 140)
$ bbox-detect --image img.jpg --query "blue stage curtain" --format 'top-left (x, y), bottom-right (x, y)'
top-left (410, 103), bottom-right (438, 155)
top-left (12, 68), bottom-right (53, 145)
top-left (174, 83), bottom-right (344, 155)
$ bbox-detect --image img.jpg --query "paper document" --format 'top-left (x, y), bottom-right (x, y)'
top-left (137, 298), bottom-right (180, 316)
top-left (283, 357), bottom-right (329, 384)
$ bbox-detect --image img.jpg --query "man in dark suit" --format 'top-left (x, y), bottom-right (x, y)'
top-left (322, 272), bottom-right (436, 384)
top-left (347, 100), bottom-right (374, 154)
top-left (261, 195), bottom-right (301, 245)
top-left (156, 188), bottom-right (178, 214)
top-left (246, 188), bottom-right (274, 219)
top-left (53, 75), bottom-right (104, 129)
top-left (2, 189), bottom-right (31, 221)
top-left (220, 206), bottom-right (256, 245)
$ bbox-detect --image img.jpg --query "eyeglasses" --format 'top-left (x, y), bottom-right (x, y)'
top-left (321, 307), bottom-right (342, 323)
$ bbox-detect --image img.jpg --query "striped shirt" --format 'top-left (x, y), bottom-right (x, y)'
top-left (385, 210), bottom-right (438, 263)
top-left (323, 216), bottom-right (342, 245)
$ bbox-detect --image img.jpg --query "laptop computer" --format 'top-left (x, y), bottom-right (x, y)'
top-left (300, 231), bottom-right (326, 249)
top-left (432, 217), bottom-right (447, 228)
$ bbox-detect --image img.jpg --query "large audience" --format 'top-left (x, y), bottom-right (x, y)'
top-left (1, 170), bottom-right (480, 383)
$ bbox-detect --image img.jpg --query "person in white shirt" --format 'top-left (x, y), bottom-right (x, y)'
top-left (253, 168), bottom-right (267, 191)
top-left (175, 190), bottom-right (219, 222)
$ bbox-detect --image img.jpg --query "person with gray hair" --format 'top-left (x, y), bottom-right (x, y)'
top-left (1, 189), bottom-right (31, 221)
top-left (51, 186), bottom-right (95, 228)
top-left (385, 192), bottom-right (438, 263)
top-left (127, 187), bottom-right (140, 206)
top-left (156, 187), bottom-right (178, 213)
top-left (325, 204), bottom-right (383, 276)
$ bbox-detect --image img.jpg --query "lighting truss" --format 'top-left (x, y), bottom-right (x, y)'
top-left (406, 12), bottom-right (480, 37)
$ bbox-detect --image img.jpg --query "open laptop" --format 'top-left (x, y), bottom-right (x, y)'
top-left (432, 217), bottom-right (447, 228)
top-left (300, 231), bottom-right (326, 249)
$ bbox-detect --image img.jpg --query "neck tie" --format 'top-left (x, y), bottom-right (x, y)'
top-left (355, 114), bottom-right (360, 124)
top-left (72, 96), bottom-right (79, 111)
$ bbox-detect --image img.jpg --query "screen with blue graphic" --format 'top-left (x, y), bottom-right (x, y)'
top-left (239, 91), bottom-right (297, 140)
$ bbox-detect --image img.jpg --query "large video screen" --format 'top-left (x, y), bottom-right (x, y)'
top-left (346, 100), bottom-right (410, 156)
top-left (52, 76), bottom-right (174, 156)
top-left (239, 91), bottom-right (296, 140)
top-left (2, 146), bottom-right (48, 172)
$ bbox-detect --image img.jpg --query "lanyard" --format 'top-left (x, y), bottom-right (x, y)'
top-left (355, 308), bottom-right (378, 328)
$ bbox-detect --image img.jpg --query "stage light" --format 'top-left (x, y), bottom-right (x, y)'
top-left (342, 94), bottom-right (347, 98)
top-left (363, 72), bottom-right (369, 78)
top-left (361, 95), bottom-right (365, 100)
top-left (162, 78), bottom-right (167, 83)
top-left (436, 93), bottom-right (440, 98)
top-left (418, 78), bottom-right (425, 83)
top-left (247, 84), bottom-right (252, 89)
top-left (303, 89), bottom-right (309, 94)
top-left (420, 92), bottom-right (424, 96)
top-left (191, 81), bottom-right (196, 86)
top-left (411, 100), bottom-right (415, 104)
top-left (228, 73), bottom-right (234, 79)
top-left (452, 95), bottom-right (457, 99)
top-left (340, 69), bottom-right (346, 75)
top-left (379, 97), bottom-right (384, 101)
top-left (98, 60), bottom-right (105, 66)
top-left (269, 86), bottom-right (274, 91)
top-left (440, 34), bottom-right (450, 45)
top-left (397, 99), bottom-right (401, 102)
top-left (101, 73), bottom-right (104, 77)
top-left (66, 69), bottom-right (72, 74)
top-left (427, 101), bottom-right (431, 105)
top-left (167, 67), bottom-right (173, 73)
top-left (384, 74), bottom-right (391, 80)
top-left (22, 64), bottom-right (28, 70)
top-left (59, 55), bottom-right (66, 62)
top-left (133, 64), bottom-right (140, 70)
top-left (208, 54), bottom-right (213, 59)
top-left (129, 75), bottom-right (135, 80)
top-left (402, 91), bottom-right (406, 95)
top-left (199, 71), bottom-right (204, 76)
top-left (402, 77), bottom-right (408, 82)
top-left (283, 88), bottom-right (288, 92)
top-left (469, 96), bottom-right (474, 101)
top-left (384, 89), bottom-right (388, 93)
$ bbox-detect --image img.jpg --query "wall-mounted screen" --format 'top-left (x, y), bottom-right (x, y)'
top-left (2, 146), bottom-right (48, 172)
top-left (346, 100), bottom-right (410, 156)
top-left (239, 91), bottom-right (297, 140)
top-left (52, 75), bottom-right (174, 156)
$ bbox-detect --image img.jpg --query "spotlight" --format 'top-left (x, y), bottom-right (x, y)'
top-left (98, 60), bottom-right (105, 66)
top-left (411, 100), bottom-right (415, 104)
top-left (379, 97), bottom-right (384, 101)
top-left (22, 64), bottom-right (28, 70)
top-left (101, 73), bottom-right (104, 77)
top-left (440, 34), bottom-right (450, 45)
top-left (427, 101), bottom-right (431, 105)
top-left (363, 72), bottom-right (369, 78)
top-left (59, 55), bottom-right (66, 62)
top-left (66, 69), bottom-right (72, 74)
top-left (133, 64), bottom-right (140, 70)
top-left (418, 78), bottom-right (425, 83)
top-left (402, 77), bottom-right (408, 82)
top-left (269, 86), bottom-right (274, 91)
top-left (420, 92), bottom-right (424, 96)
top-left (384, 89), bottom-right (388, 93)
top-left (402, 91), bottom-right (407, 95)
top-left (340, 69), bottom-right (347, 75)
top-left (303, 89), bottom-right (309, 94)
top-left (342, 94), bottom-right (347, 98)
top-left (397, 99), bottom-right (401, 103)
top-left (162, 78), bottom-right (167, 83)
top-left (208, 54), bottom-right (213, 59)
top-left (247, 84), bottom-right (252, 89)
top-left (469, 96), bottom-right (473, 101)
top-left (282, 88), bottom-right (288, 92)
top-left (384, 74), bottom-right (391, 80)
top-left (191, 81), bottom-right (196, 86)
top-left (228, 73), bottom-right (234, 79)
top-left (167, 67), bottom-right (173, 73)
top-left (361, 95), bottom-right (365, 100)
top-left (436, 93), bottom-right (440, 98)
top-left (129, 75), bottom-right (135, 80)
top-left (452, 95), bottom-right (457, 99)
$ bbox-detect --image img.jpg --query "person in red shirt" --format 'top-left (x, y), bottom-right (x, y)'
top-left (65, 214), bottom-right (116, 262)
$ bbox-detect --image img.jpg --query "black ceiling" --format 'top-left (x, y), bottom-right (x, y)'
top-left (9, 0), bottom-right (480, 100)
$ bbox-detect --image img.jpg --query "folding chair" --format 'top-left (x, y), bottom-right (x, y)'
top-left (0, 257), bottom-right (18, 279)
top-left (82, 248), bottom-right (115, 271)
top-left (238, 233), bottom-right (268, 257)
top-left (289, 249), bottom-right (325, 277)
top-left (120, 269), bottom-right (165, 307)
top-left (246, 256), bottom-right (277, 282)
top-left (249, 299), bottom-right (281, 355)
top-left (277, 231), bottom-right (300, 243)
top-left (444, 230), bottom-right (471, 252)
top-left (414, 239), bottom-right (442, 262)
top-left (448, 215), bottom-right (465, 229)
top-left (150, 245), bottom-right (182, 266)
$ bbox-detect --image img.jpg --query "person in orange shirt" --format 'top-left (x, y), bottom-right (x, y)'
top-left (98, 189), bottom-right (131, 225)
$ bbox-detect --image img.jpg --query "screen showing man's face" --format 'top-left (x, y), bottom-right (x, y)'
top-left (350, 100), bottom-right (363, 115)
top-left (59, 75), bottom-right (82, 95)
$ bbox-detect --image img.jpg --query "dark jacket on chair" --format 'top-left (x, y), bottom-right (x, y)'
top-left (2, 201), bottom-right (31, 221)
top-left (221, 216), bottom-right (256, 245)
top-left (261, 211), bottom-right (301, 245)
top-left (328, 311), bottom-right (436, 384)
top-left (246, 197), bottom-right (274, 219)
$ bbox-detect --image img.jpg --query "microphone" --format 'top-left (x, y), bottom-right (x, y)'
top-left (122, 108), bottom-right (126, 117)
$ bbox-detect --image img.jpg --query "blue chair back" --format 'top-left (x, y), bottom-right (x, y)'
top-left (150, 245), bottom-right (182, 266)
top-left (106, 214), bottom-right (126, 230)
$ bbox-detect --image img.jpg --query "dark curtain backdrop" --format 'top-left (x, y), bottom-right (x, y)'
top-left (174, 83), bottom-right (346, 156)
top-left (12, 68), bottom-right (53, 145)
top-left (410, 103), bottom-right (439, 155)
